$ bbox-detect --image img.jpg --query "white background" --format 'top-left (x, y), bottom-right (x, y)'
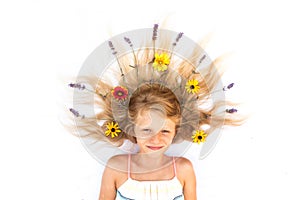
top-left (1, 0), bottom-right (300, 199)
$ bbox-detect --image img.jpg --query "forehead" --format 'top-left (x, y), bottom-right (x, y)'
top-left (135, 109), bottom-right (175, 130)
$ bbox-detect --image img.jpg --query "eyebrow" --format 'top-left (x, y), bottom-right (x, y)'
top-left (141, 128), bottom-right (151, 131)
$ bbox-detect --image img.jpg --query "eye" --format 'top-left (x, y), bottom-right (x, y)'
top-left (161, 130), bottom-right (171, 134)
top-left (142, 129), bottom-right (152, 134)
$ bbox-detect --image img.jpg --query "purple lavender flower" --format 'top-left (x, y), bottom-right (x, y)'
top-left (69, 108), bottom-right (85, 118)
top-left (124, 37), bottom-right (133, 47)
top-left (108, 41), bottom-right (117, 55)
top-left (199, 55), bottom-right (206, 64)
top-left (176, 32), bottom-right (183, 42)
top-left (69, 108), bottom-right (79, 117)
top-left (223, 83), bottom-right (234, 91)
top-left (152, 24), bottom-right (158, 40)
top-left (68, 83), bottom-right (86, 90)
top-left (226, 108), bottom-right (238, 113)
top-left (173, 32), bottom-right (184, 46)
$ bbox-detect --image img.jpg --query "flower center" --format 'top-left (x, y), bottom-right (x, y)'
top-left (197, 135), bottom-right (202, 140)
top-left (111, 128), bottom-right (115, 132)
top-left (190, 85), bottom-right (195, 89)
top-left (117, 91), bottom-right (123, 96)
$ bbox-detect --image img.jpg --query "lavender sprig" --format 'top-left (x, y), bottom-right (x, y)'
top-left (108, 41), bottom-right (125, 78)
top-left (124, 37), bottom-right (133, 47)
top-left (192, 55), bottom-right (207, 74)
top-left (226, 108), bottom-right (238, 113)
top-left (68, 82), bottom-right (95, 93)
top-left (152, 24), bottom-right (159, 41)
top-left (199, 54), bottom-right (206, 64)
top-left (209, 82), bottom-right (235, 94)
top-left (152, 24), bottom-right (159, 57)
top-left (68, 83), bottom-right (86, 90)
top-left (124, 36), bottom-right (138, 69)
top-left (223, 83), bottom-right (234, 91)
top-left (172, 32), bottom-right (184, 46)
top-left (69, 108), bottom-right (85, 119)
top-left (108, 41), bottom-right (117, 55)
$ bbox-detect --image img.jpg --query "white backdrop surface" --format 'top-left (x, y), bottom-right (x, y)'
top-left (0, 0), bottom-right (299, 199)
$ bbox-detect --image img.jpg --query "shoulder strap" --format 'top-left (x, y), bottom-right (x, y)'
top-left (127, 154), bottom-right (131, 178)
top-left (173, 157), bottom-right (177, 177)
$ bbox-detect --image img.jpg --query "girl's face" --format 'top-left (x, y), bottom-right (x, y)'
top-left (134, 109), bottom-right (176, 154)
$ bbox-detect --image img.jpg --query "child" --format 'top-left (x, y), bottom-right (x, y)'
top-left (100, 83), bottom-right (196, 199)
top-left (68, 24), bottom-right (242, 199)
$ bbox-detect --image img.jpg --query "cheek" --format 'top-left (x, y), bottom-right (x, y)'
top-left (162, 133), bottom-right (176, 144)
top-left (136, 137), bottom-right (146, 144)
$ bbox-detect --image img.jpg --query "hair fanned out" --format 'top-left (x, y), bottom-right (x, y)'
top-left (67, 26), bottom-right (244, 147)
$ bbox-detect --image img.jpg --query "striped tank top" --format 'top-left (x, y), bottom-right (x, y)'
top-left (116, 154), bottom-right (184, 200)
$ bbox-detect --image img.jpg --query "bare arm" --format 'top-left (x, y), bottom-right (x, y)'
top-left (98, 165), bottom-right (117, 200)
top-left (178, 157), bottom-right (197, 200)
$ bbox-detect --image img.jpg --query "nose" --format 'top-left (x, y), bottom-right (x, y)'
top-left (149, 132), bottom-right (161, 144)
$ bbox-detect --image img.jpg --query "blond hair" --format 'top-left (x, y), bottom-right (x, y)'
top-left (67, 28), bottom-right (244, 147)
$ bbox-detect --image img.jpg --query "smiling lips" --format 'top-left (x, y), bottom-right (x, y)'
top-left (146, 146), bottom-right (164, 151)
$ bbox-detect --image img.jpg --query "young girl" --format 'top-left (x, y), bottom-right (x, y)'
top-left (68, 24), bottom-right (242, 199)
top-left (100, 83), bottom-right (196, 199)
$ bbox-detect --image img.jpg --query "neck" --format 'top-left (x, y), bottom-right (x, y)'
top-left (132, 153), bottom-right (169, 172)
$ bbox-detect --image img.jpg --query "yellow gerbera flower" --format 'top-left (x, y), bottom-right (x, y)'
top-left (105, 121), bottom-right (121, 138)
top-left (192, 130), bottom-right (207, 144)
top-left (185, 79), bottom-right (200, 94)
top-left (153, 53), bottom-right (170, 72)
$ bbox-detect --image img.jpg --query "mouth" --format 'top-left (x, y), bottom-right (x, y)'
top-left (146, 146), bottom-right (164, 151)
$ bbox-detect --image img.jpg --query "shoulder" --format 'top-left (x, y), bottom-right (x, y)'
top-left (107, 154), bottom-right (128, 165)
top-left (100, 154), bottom-right (129, 197)
top-left (175, 157), bottom-right (194, 171)
top-left (101, 154), bottom-right (129, 187)
top-left (174, 157), bottom-right (196, 185)
top-left (106, 154), bottom-right (129, 172)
